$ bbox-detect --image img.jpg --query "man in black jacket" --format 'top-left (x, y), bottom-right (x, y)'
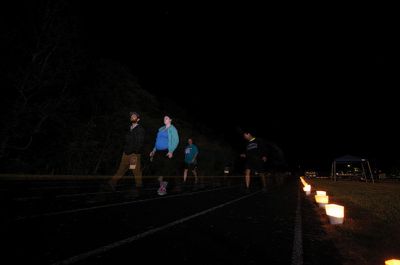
top-left (109, 112), bottom-right (145, 192)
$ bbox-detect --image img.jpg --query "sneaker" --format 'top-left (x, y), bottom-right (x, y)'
top-left (157, 185), bottom-right (163, 195)
top-left (157, 181), bottom-right (168, 196)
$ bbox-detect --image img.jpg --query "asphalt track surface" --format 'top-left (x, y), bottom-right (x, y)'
top-left (3, 175), bottom-right (342, 265)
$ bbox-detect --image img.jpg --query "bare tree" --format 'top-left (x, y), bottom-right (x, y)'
top-left (1, 0), bottom-right (79, 159)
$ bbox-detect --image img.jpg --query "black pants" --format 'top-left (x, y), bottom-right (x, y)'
top-left (152, 150), bottom-right (178, 187)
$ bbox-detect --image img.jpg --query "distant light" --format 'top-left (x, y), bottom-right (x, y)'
top-left (303, 185), bottom-right (311, 195)
top-left (300, 177), bottom-right (308, 187)
top-left (316, 191), bottom-right (326, 196)
top-left (385, 259), bottom-right (400, 265)
top-left (315, 195), bottom-right (329, 208)
top-left (224, 170), bottom-right (229, 174)
top-left (347, 164), bottom-right (351, 168)
top-left (325, 204), bottom-right (344, 224)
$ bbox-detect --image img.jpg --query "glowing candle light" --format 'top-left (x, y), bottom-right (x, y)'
top-left (300, 177), bottom-right (308, 187)
top-left (385, 259), bottom-right (400, 265)
top-left (303, 185), bottom-right (311, 195)
top-left (325, 204), bottom-right (344, 224)
top-left (315, 195), bottom-right (329, 208)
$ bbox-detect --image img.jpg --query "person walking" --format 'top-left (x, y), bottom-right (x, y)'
top-left (109, 112), bottom-right (145, 194)
top-left (150, 115), bottom-right (179, 196)
top-left (240, 130), bottom-right (268, 192)
top-left (183, 138), bottom-right (199, 186)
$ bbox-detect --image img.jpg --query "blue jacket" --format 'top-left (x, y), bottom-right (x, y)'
top-left (154, 125), bottom-right (179, 153)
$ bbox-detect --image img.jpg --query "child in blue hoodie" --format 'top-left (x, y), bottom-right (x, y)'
top-left (150, 115), bottom-right (179, 195)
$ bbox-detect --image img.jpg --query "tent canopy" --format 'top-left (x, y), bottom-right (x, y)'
top-left (334, 155), bottom-right (364, 163)
top-left (331, 154), bottom-right (374, 183)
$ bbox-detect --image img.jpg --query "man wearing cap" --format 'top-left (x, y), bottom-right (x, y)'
top-left (109, 112), bottom-right (145, 193)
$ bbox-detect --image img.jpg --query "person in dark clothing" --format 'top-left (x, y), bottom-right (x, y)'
top-left (109, 112), bottom-right (145, 192)
top-left (240, 131), bottom-right (268, 191)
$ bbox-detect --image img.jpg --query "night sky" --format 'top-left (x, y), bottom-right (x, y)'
top-left (82, 2), bottom-right (400, 169)
top-left (4, 1), bottom-right (399, 172)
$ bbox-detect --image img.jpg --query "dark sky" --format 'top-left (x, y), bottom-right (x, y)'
top-left (77, 2), bottom-right (398, 170)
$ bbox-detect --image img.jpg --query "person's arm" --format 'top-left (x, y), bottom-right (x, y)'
top-left (259, 139), bottom-right (268, 162)
top-left (150, 128), bottom-right (159, 157)
top-left (150, 147), bottom-right (156, 157)
top-left (192, 145), bottom-right (199, 162)
top-left (168, 126), bottom-right (179, 154)
top-left (240, 144), bottom-right (247, 158)
top-left (135, 126), bottom-right (145, 153)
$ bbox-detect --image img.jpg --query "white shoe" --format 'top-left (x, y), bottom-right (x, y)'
top-left (157, 190), bottom-right (167, 196)
top-left (157, 181), bottom-right (168, 196)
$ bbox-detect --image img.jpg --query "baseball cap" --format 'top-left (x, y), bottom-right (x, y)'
top-left (129, 111), bottom-right (140, 118)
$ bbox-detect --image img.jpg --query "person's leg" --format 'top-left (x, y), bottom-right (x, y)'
top-left (260, 173), bottom-right (267, 191)
top-left (223, 174), bottom-right (227, 185)
top-left (131, 154), bottom-right (142, 189)
top-left (165, 154), bottom-right (178, 192)
top-left (268, 171), bottom-right (275, 187)
top-left (245, 169), bottom-right (251, 189)
top-left (109, 153), bottom-right (129, 189)
top-left (162, 153), bottom-right (169, 189)
top-left (182, 163), bottom-right (189, 192)
top-left (155, 151), bottom-right (168, 195)
top-left (192, 166), bottom-right (198, 184)
top-left (152, 151), bottom-right (162, 192)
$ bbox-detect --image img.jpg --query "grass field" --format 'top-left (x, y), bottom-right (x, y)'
top-left (306, 178), bottom-right (400, 265)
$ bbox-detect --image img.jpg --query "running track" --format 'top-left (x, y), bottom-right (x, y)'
top-left (2, 175), bottom-right (341, 265)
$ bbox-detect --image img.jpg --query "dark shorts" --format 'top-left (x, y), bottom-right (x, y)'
top-left (245, 158), bottom-right (264, 174)
top-left (184, 162), bottom-right (198, 171)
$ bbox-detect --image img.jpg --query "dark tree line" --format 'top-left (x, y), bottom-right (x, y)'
top-left (0, 0), bottom-right (235, 175)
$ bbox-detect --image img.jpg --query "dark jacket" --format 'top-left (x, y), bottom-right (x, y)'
top-left (245, 137), bottom-right (267, 160)
top-left (244, 137), bottom-right (269, 172)
top-left (123, 124), bottom-right (145, 155)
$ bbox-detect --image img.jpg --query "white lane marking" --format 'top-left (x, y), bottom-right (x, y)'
top-left (16, 183), bottom-right (205, 200)
top-left (15, 185), bottom-right (239, 221)
top-left (51, 190), bottom-right (261, 265)
top-left (291, 182), bottom-right (303, 265)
